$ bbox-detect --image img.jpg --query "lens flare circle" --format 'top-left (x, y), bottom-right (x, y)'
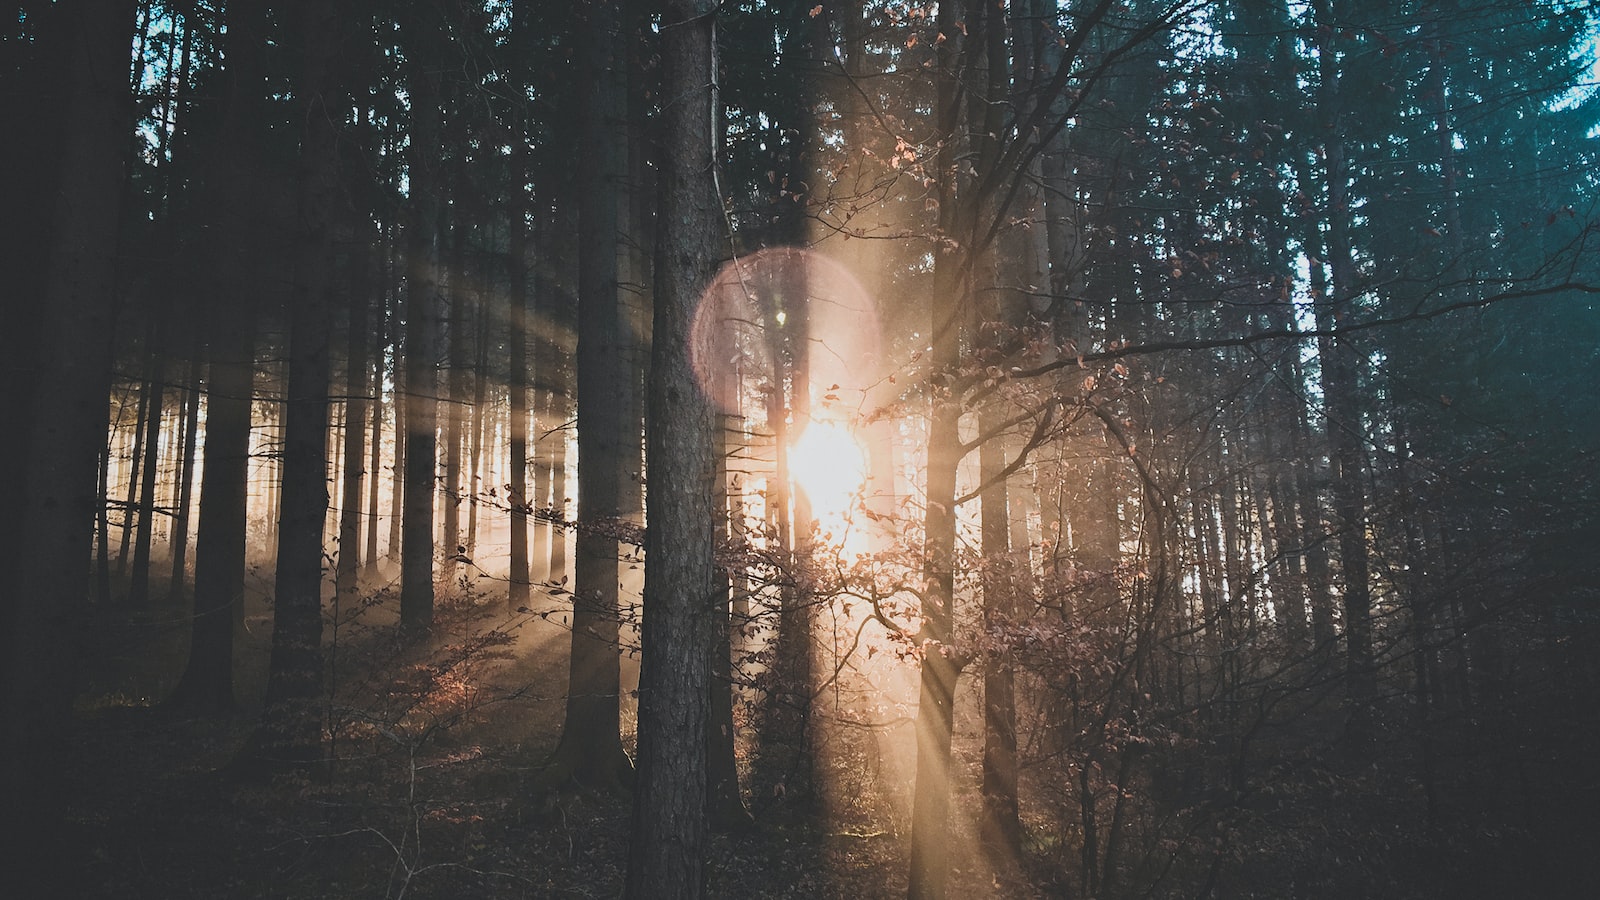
top-left (688, 247), bottom-right (881, 416)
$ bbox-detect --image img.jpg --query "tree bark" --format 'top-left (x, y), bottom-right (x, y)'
top-left (5, 1), bottom-right (134, 881)
top-left (1311, 0), bottom-right (1375, 747)
top-left (908, 6), bottom-right (969, 899)
top-left (442, 198), bottom-right (469, 582)
top-left (128, 333), bottom-right (167, 605)
top-left (365, 281), bottom-right (388, 574)
top-left (116, 372), bottom-right (147, 577)
top-left (242, 0), bottom-right (341, 772)
top-left (550, 0), bottom-right (634, 790)
top-left (168, 347), bottom-right (203, 600)
top-left (507, 0), bottom-right (532, 608)
top-left (466, 286), bottom-right (489, 557)
top-left (336, 219), bottom-right (372, 601)
top-left (624, 1), bottom-right (722, 895)
top-left (171, 0), bottom-right (271, 714)
top-left (400, 14), bottom-right (442, 633)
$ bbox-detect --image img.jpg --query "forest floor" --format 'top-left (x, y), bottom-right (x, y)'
top-left (53, 564), bottom-right (1055, 899)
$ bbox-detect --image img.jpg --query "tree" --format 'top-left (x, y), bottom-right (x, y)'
top-left (507, 0), bottom-right (533, 610)
top-left (4, 1), bottom-right (136, 882)
top-left (239, 0), bottom-right (344, 773)
top-left (624, 0), bottom-right (723, 895)
top-left (547, 0), bottom-right (635, 791)
top-left (169, 0), bottom-right (273, 714)
top-left (400, 4), bottom-right (443, 633)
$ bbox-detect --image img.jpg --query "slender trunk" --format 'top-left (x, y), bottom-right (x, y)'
top-left (908, 7), bottom-right (969, 899)
top-left (1312, 0), bottom-right (1375, 745)
top-left (388, 283), bottom-right (407, 563)
top-left (979, 421), bottom-right (1022, 864)
top-left (707, 375), bottom-right (751, 829)
top-left (466, 286), bottom-right (489, 557)
top-left (527, 388), bottom-right (548, 585)
top-left (97, 431), bottom-right (114, 606)
top-left (442, 207), bottom-right (469, 581)
top-left (1397, 429), bottom-right (1440, 824)
top-left (128, 337), bottom-right (167, 605)
top-left (400, 20), bottom-right (441, 632)
top-left (507, 0), bottom-right (531, 607)
top-left (366, 278), bottom-right (387, 573)
top-left (336, 228), bottom-right (372, 600)
top-left (117, 363), bottom-right (149, 576)
top-left (508, 230), bottom-right (530, 606)
top-left (549, 394), bottom-right (570, 582)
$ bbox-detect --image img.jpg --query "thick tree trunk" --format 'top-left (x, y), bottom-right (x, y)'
top-left (171, 0), bottom-right (270, 715)
top-left (550, 0), bottom-right (633, 790)
top-left (242, 0), bottom-right (341, 772)
top-left (5, 1), bottom-right (134, 882)
top-left (624, 1), bottom-right (721, 896)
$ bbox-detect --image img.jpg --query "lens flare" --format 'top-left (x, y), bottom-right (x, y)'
top-left (688, 247), bottom-right (881, 417)
top-left (789, 420), bottom-right (867, 523)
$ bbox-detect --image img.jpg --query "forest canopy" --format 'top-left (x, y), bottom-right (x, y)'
top-left (4, 0), bottom-right (1600, 897)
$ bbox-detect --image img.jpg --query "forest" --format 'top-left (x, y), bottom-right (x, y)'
top-left (5, 0), bottom-right (1600, 897)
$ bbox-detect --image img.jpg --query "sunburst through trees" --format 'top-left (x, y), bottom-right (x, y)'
top-left (7, 0), bottom-right (1600, 897)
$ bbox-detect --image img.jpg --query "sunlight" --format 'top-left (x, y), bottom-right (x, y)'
top-left (788, 419), bottom-right (867, 524)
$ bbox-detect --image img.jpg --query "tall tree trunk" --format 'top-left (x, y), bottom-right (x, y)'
top-left (336, 199), bottom-right (373, 601)
top-left (98, 431), bottom-right (115, 606)
top-left (117, 362), bottom-right (149, 576)
top-left (400, 16), bottom-right (442, 633)
top-left (466, 287), bottom-right (489, 558)
top-left (506, 0), bottom-right (532, 609)
top-left (387, 282), bottom-right (406, 564)
top-left (442, 205), bottom-right (469, 582)
top-left (707, 362), bottom-right (751, 829)
top-left (979, 420), bottom-right (1023, 866)
top-left (243, 0), bottom-right (340, 771)
top-left (128, 339), bottom-right (167, 605)
top-left (908, 6), bottom-right (971, 899)
top-left (5, 1), bottom-right (134, 880)
top-left (168, 348), bottom-right (203, 600)
top-left (624, 1), bottom-right (721, 896)
top-left (550, 0), bottom-right (633, 790)
top-left (171, 0), bottom-right (270, 714)
top-left (365, 286), bottom-right (388, 574)
top-left (548, 391), bottom-right (570, 583)
top-left (1311, 0), bottom-right (1375, 746)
